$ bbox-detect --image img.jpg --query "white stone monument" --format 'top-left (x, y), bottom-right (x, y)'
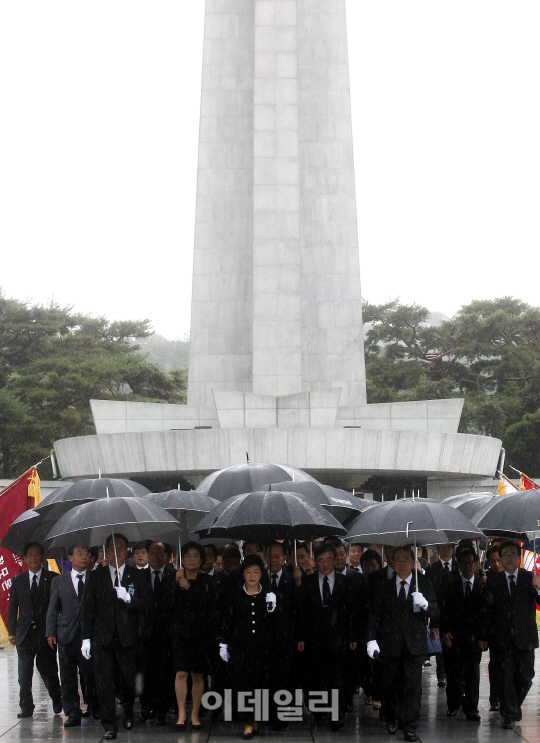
top-left (54, 0), bottom-right (502, 493)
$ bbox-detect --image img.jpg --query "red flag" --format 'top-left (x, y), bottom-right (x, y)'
top-left (0, 468), bottom-right (38, 642)
top-left (519, 474), bottom-right (539, 491)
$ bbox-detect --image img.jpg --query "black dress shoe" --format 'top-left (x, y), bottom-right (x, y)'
top-left (490, 703), bottom-right (500, 712)
top-left (502, 718), bottom-right (514, 730)
top-left (139, 706), bottom-right (150, 722)
top-left (387, 720), bottom-right (398, 735)
top-left (104, 731), bottom-right (117, 740)
top-left (331, 720), bottom-right (345, 731)
top-left (64, 717), bottom-right (81, 728)
top-left (437, 679), bottom-right (447, 687)
top-left (92, 710), bottom-right (101, 720)
top-left (515, 710), bottom-right (522, 722)
top-left (242, 733), bottom-right (253, 740)
top-left (403, 732), bottom-right (418, 742)
top-left (465, 712), bottom-right (481, 722)
top-left (17, 710), bottom-right (33, 719)
top-left (123, 717), bottom-right (134, 731)
top-left (446, 709), bottom-right (458, 717)
top-left (53, 700), bottom-right (63, 715)
top-left (155, 717), bottom-right (167, 726)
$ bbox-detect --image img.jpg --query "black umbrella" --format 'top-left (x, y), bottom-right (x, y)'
top-left (35, 478), bottom-right (151, 521)
top-left (346, 497), bottom-right (484, 591)
top-left (0, 509), bottom-right (52, 557)
top-left (194, 462), bottom-right (316, 503)
top-left (260, 480), bottom-right (377, 525)
top-left (44, 497), bottom-right (180, 569)
top-left (193, 490), bottom-right (346, 543)
top-left (442, 491), bottom-right (500, 520)
top-left (472, 489), bottom-right (540, 540)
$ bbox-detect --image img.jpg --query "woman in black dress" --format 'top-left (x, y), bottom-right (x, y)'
top-left (220, 554), bottom-right (276, 740)
top-left (173, 541), bottom-right (215, 729)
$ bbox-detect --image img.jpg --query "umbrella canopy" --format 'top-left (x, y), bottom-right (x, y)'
top-left (144, 490), bottom-right (220, 540)
top-left (35, 478), bottom-right (151, 521)
top-left (44, 496), bottom-right (180, 549)
top-left (442, 491), bottom-right (500, 520)
top-left (345, 498), bottom-right (484, 546)
top-left (473, 489), bottom-right (540, 540)
top-left (260, 480), bottom-right (377, 524)
top-left (0, 509), bottom-right (52, 557)
top-left (193, 490), bottom-right (346, 542)
top-left (194, 462), bottom-right (316, 503)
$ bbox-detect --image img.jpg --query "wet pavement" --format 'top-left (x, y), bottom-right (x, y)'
top-left (1, 646), bottom-right (539, 742)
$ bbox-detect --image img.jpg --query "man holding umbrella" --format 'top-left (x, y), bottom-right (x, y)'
top-left (366, 545), bottom-right (438, 742)
top-left (81, 533), bottom-right (151, 740)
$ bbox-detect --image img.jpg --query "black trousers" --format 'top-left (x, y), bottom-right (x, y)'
top-left (488, 646), bottom-right (501, 706)
top-left (140, 634), bottom-right (174, 719)
top-left (496, 643), bottom-right (535, 720)
top-left (17, 628), bottom-right (61, 713)
top-left (305, 641), bottom-right (348, 719)
top-left (268, 642), bottom-right (294, 722)
top-left (443, 643), bottom-right (481, 714)
top-left (380, 649), bottom-right (424, 732)
top-left (94, 640), bottom-right (137, 731)
top-left (58, 633), bottom-right (99, 718)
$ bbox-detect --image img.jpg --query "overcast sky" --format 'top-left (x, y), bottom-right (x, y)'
top-left (1, 2), bottom-right (538, 340)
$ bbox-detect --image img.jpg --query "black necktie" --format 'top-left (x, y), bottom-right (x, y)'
top-left (31, 574), bottom-right (38, 603)
top-left (322, 576), bottom-right (331, 607)
top-left (443, 562), bottom-right (450, 573)
top-left (271, 574), bottom-right (278, 593)
top-left (153, 570), bottom-right (162, 595)
top-left (351, 566), bottom-right (359, 571)
top-left (114, 569), bottom-right (119, 587)
top-left (77, 574), bottom-right (84, 601)
top-left (465, 580), bottom-right (471, 598)
top-left (509, 574), bottom-right (516, 601)
top-left (399, 580), bottom-right (407, 608)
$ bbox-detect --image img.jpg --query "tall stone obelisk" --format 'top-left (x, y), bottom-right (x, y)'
top-left (188, 0), bottom-right (366, 411)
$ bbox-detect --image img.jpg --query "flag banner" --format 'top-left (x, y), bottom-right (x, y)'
top-left (497, 474), bottom-right (520, 495)
top-left (519, 474), bottom-right (539, 491)
top-left (521, 539), bottom-right (540, 629)
top-left (0, 468), bottom-right (40, 643)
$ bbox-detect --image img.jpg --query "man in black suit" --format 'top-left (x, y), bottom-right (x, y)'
top-left (485, 545), bottom-right (505, 711)
top-left (425, 544), bottom-right (458, 686)
top-left (367, 545), bottom-right (438, 742)
top-left (263, 541), bottom-right (297, 730)
top-left (46, 544), bottom-right (99, 726)
top-left (81, 533), bottom-right (151, 740)
top-left (484, 541), bottom-right (540, 730)
top-left (8, 542), bottom-right (62, 718)
top-left (366, 545), bottom-right (397, 597)
top-left (439, 549), bottom-right (487, 721)
top-left (139, 541), bottom-right (176, 726)
top-left (297, 543), bottom-right (358, 730)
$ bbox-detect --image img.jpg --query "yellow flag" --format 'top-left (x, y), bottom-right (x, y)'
top-left (497, 477), bottom-right (506, 495)
top-left (27, 469), bottom-right (41, 505)
top-left (519, 475), bottom-right (526, 491)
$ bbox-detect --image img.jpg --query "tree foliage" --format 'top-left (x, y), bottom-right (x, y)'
top-left (0, 291), bottom-right (187, 479)
top-left (364, 297), bottom-right (540, 474)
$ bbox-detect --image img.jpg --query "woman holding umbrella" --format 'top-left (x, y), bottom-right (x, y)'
top-left (172, 541), bottom-right (216, 730)
top-left (219, 554), bottom-right (277, 740)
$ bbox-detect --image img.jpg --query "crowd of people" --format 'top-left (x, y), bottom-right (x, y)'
top-left (6, 533), bottom-right (540, 741)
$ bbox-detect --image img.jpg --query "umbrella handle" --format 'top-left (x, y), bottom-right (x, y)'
top-left (111, 532), bottom-right (119, 584)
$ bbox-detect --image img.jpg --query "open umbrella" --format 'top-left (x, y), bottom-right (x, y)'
top-left (260, 480), bottom-right (376, 525)
top-left (193, 490), bottom-right (346, 543)
top-left (442, 491), bottom-right (500, 520)
top-left (473, 489), bottom-right (540, 540)
top-left (0, 509), bottom-right (53, 557)
top-left (35, 478), bottom-right (151, 521)
top-left (346, 497), bottom-right (484, 591)
top-left (194, 462), bottom-right (316, 502)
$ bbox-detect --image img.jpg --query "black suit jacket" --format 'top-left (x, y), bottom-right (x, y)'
top-left (8, 568), bottom-right (59, 645)
top-left (46, 571), bottom-right (88, 645)
top-left (262, 565), bottom-right (297, 649)
top-left (81, 563), bottom-right (151, 647)
top-left (484, 569), bottom-right (540, 652)
top-left (367, 573), bottom-right (438, 657)
top-left (297, 572), bottom-right (358, 654)
top-left (426, 558), bottom-right (460, 596)
top-left (439, 576), bottom-right (486, 651)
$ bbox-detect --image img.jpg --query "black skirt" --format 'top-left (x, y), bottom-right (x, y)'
top-left (173, 638), bottom-right (211, 674)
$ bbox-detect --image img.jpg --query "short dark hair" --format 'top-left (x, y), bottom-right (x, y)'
top-left (67, 544), bottom-right (88, 557)
top-left (242, 541), bottom-right (261, 551)
top-left (315, 543), bottom-right (336, 560)
top-left (360, 549), bottom-right (382, 568)
top-left (457, 548), bottom-right (479, 563)
top-left (241, 554), bottom-right (265, 574)
top-left (146, 540), bottom-right (172, 558)
top-left (499, 540), bottom-right (520, 558)
top-left (23, 541), bottom-right (44, 558)
top-left (393, 546), bottom-right (415, 562)
top-left (181, 541), bottom-right (205, 561)
top-left (265, 540), bottom-right (285, 554)
top-left (133, 541), bottom-right (148, 552)
top-left (203, 543), bottom-right (218, 559)
top-left (88, 546), bottom-right (99, 561)
top-left (222, 545), bottom-right (241, 559)
top-left (486, 546), bottom-right (500, 560)
top-left (295, 541), bottom-right (309, 553)
top-left (105, 533), bottom-right (128, 550)
top-left (456, 539), bottom-right (476, 557)
top-left (322, 536), bottom-right (348, 552)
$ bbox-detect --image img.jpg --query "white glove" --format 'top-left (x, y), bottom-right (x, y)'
top-left (115, 586), bottom-right (131, 604)
top-left (367, 640), bottom-right (380, 659)
top-left (412, 591), bottom-right (428, 610)
top-left (81, 639), bottom-right (91, 660)
top-left (266, 591), bottom-right (277, 611)
top-left (219, 643), bottom-right (229, 662)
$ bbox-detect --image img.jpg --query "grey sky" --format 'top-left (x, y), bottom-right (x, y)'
top-left (1, 1), bottom-right (538, 340)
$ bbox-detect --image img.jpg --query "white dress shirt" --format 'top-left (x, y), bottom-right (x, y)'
top-left (441, 558), bottom-right (453, 572)
top-left (395, 572), bottom-right (412, 598)
top-left (109, 563), bottom-right (125, 586)
top-left (28, 568), bottom-right (42, 588)
top-left (268, 567), bottom-right (282, 587)
top-left (137, 564), bottom-right (149, 570)
top-left (70, 569), bottom-right (86, 593)
top-left (387, 565), bottom-right (395, 579)
top-left (318, 570), bottom-right (335, 601)
top-left (207, 567), bottom-right (215, 577)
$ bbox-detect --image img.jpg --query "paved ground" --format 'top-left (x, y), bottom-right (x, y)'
top-left (1, 647), bottom-right (539, 743)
